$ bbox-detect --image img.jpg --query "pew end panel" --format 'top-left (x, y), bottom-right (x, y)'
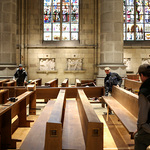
top-left (45, 123), bottom-right (62, 150)
top-left (77, 89), bottom-right (103, 150)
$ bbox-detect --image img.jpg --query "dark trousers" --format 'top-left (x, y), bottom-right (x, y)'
top-left (17, 81), bottom-right (24, 86)
top-left (134, 128), bottom-right (150, 150)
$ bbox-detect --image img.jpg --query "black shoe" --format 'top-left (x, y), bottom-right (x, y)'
top-left (103, 112), bottom-right (107, 115)
top-left (103, 112), bottom-right (112, 115)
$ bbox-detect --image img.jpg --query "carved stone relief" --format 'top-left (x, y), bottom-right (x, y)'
top-left (67, 58), bottom-right (83, 70)
top-left (142, 58), bottom-right (150, 64)
top-left (39, 58), bottom-right (55, 71)
top-left (124, 58), bottom-right (131, 71)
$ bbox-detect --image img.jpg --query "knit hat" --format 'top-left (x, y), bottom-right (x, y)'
top-left (19, 64), bottom-right (23, 67)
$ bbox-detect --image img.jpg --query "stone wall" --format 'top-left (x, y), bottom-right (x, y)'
top-left (27, 48), bottom-right (95, 85)
top-left (124, 48), bottom-right (150, 74)
top-left (15, 0), bottom-right (98, 85)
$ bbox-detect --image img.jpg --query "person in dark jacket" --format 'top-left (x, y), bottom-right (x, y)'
top-left (103, 67), bottom-right (122, 115)
top-left (104, 67), bottom-right (122, 96)
top-left (13, 64), bottom-right (27, 86)
top-left (134, 64), bottom-right (150, 150)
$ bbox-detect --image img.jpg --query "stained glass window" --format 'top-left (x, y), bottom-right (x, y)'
top-left (123, 0), bottom-right (150, 40)
top-left (44, 0), bottom-right (79, 41)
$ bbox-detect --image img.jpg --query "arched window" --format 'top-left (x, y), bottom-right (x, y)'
top-left (44, 0), bottom-right (79, 41)
top-left (123, 0), bottom-right (150, 41)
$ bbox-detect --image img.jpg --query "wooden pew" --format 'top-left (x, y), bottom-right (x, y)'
top-left (4, 80), bottom-right (16, 86)
top-left (45, 78), bottom-right (58, 87)
top-left (0, 89), bottom-right (9, 104)
top-left (0, 79), bottom-right (10, 86)
top-left (31, 78), bottom-right (42, 86)
top-left (61, 78), bottom-right (68, 87)
top-left (81, 79), bottom-right (95, 84)
top-left (45, 89), bottom-right (66, 150)
top-left (0, 91), bottom-right (36, 149)
top-left (20, 89), bottom-right (66, 150)
top-left (76, 89), bottom-right (103, 150)
top-left (0, 86), bottom-right (105, 100)
top-left (80, 79), bottom-right (96, 87)
top-left (102, 86), bottom-right (138, 138)
top-left (124, 78), bottom-right (142, 93)
top-left (36, 86), bottom-right (104, 99)
top-left (75, 79), bottom-right (81, 87)
top-left (127, 74), bottom-right (139, 81)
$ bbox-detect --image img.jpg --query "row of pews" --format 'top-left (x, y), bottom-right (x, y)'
top-left (0, 87), bottom-right (36, 149)
top-left (0, 76), bottom-right (143, 149)
top-left (0, 77), bottom-right (104, 149)
top-left (21, 89), bottom-right (103, 150)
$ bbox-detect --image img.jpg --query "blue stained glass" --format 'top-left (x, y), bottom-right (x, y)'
top-left (44, 0), bottom-right (79, 41)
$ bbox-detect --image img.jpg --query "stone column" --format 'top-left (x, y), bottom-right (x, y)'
top-left (97, 0), bottom-right (126, 86)
top-left (0, 0), bottom-right (17, 77)
top-left (0, 0), bottom-right (17, 64)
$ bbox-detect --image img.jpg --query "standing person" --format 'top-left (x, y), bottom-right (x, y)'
top-left (13, 64), bottom-right (27, 86)
top-left (104, 67), bottom-right (122, 115)
top-left (104, 67), bottom-right (122, 96)
top-left (134, 64), bottom-right (150, 150)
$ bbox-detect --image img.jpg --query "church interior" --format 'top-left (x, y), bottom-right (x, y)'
top-left (0, 0), bottom-right (150, 149)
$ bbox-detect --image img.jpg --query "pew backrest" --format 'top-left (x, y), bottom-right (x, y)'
top-left (31, 78), bottom-right (42, 86)
top-left (44, 89), bottom-right (66, 150)
top-left (75, 79), bottom-right (81, 87)
top-left (0, 89), bottom-right (9, 104)
top-left (127, 74), bottom-right (139, 81)
top-left (4, 80), bottom-right (16, 86)
top-left (124, 78), bottom-right (141, 93)
top-left (112, 86), bottom-right (139, 118)
top-left (77, 89), bottom-right (103, 150)
top-left (45, 78), bottom-right (58, 87)
top-left (0, 79), bottom-right (10, 86)
top-left (61, 78), bottom-right (68, 87)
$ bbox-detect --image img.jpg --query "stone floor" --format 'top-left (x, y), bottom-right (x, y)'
top-left (11, 99), bottom-right (149, 150)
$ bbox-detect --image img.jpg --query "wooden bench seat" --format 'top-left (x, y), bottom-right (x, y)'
top-left (102, 86), bottom-right (138, 138)
top-left (62, 99), bottom-right (85, 150)
top-left (20, 100), bottom-right (55, 150)
top-left (103, 96), bottom-right (137, 134)
top-left (45, 78), bottom-right (58, 87)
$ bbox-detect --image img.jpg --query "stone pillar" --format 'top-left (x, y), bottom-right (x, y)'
top-left (97, 0), bottom-right (126, 86)
top-left (0, 0), bottom-right (17, 64)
